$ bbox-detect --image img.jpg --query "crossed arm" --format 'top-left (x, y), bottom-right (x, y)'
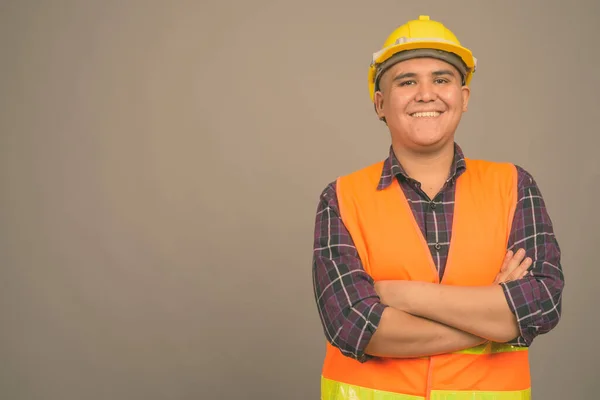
top-left (366, 250), bottom-right (530, 358)
top-left (312, 170), bottom-right (564, 362)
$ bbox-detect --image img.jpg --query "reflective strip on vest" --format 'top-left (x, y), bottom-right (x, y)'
top-left (322, 377), bottom-right (424, 400)
top-left (412, 342), bottom-right (527, 360)
top-left (453, 342), bottom-right (527, 355)
top-left (430, 389), bottom-right (531, 400)
top-left (322, 377), bottom-right (531, 400)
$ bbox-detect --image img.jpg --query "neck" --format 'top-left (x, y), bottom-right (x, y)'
top-left (392, 142), bottom-right (455, 195)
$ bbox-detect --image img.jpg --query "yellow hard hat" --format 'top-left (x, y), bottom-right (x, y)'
top-left (368, 15), bottom-right (477, 102)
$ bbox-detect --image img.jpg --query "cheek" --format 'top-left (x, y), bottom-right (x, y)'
top-left (385, 92), bottom-right (411, 113)
top-left (440, 91), bottom-right (463, 110)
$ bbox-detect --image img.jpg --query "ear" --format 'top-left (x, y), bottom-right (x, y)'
top-left (461, 85), bottom-right (471, 112)
top-left (374, 91), bottom-right (385, 120)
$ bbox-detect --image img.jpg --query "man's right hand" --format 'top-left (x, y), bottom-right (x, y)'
top-left (493, 249), bottom-right (532, 285)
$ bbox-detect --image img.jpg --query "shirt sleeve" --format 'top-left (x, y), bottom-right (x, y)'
top-left (500, 166), bottom-right (565, 346)
top-left (312, 181), bottom-right (388, 362)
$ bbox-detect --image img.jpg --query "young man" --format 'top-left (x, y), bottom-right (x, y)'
top-left (312, 15), bottom-right (564, 399)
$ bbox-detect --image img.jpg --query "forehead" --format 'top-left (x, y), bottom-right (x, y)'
top-left (386, 57), bottom-right (461, 77)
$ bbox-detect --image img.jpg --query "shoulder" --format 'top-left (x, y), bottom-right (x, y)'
top-left (513, 165), bottom-right (539, 191)
top-left (317, 180), bottom-right (338, 206)
top-left (511, 165), bottom-right (550, 207)
top-left (337, 160), bottom-right (386, 192)
top-left (339, 160), bottom-right (386, 180)
top-left (465, 158), bottom-right (538, 185)
top-left (318, 160), bottom-right (386, 200)
top-left (463, 158), bottom-right (518, 186)
top-left (466, 160), bottom-right (547, 202)
top-left (464, 157), bottom-right (515, 172)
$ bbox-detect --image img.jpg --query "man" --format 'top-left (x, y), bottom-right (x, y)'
top-left (311, 15), bottom-right (564, 399)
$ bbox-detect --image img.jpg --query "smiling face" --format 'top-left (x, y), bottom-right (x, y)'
top-left (374, 57), bottom-right (470, 153)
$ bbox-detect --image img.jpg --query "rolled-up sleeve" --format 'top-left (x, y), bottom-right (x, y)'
top-left (500, 166), bottom-right (565, 346)
top-left (312, 182), bottom-right (387, 362)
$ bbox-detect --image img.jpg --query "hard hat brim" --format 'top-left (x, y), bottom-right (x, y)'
top-left (372, 40), bottom-right (475, 70)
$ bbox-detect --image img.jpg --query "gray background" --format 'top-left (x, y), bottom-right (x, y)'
top-left (0, 0), bottom-right (597, 399)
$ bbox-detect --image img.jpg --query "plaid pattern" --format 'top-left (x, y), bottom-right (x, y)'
top-left (312, 144), bottom-right (564, 362)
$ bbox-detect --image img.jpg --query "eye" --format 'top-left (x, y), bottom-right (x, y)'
top-left (434, 78), bottom-right (449, 84)
top-left (399, 80), bottom-right (416, 87)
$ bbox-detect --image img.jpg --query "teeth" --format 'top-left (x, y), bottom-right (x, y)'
top-left (412, 112), bottom-right (441, 118)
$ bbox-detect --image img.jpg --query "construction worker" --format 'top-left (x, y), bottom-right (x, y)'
top-left (311, 15), bottom-right (564, 399)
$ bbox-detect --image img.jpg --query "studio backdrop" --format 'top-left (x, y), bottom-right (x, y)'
top-left (0, 1), bottom-right (597, 399)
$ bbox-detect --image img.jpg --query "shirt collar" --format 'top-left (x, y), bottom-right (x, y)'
top-left (377, 142), bottom-right (467, 190)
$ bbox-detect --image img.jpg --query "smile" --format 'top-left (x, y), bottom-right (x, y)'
top-left (410, 111), bottom-right (442, 118)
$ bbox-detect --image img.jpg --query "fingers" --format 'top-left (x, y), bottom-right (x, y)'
top-left (499, 250), bottom-right (514, 273)
top-left (494, 248), bottom-right (532, 284)
top-left (507, 254), bottom-right (532, 281)
top-left (494, 250), bottom-right (521, 284)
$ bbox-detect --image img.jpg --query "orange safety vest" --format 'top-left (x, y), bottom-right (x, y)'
top-left (321, 158), bottom-right (531, 400)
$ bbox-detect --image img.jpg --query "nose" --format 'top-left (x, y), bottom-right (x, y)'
top-left (414, 81), bottom-right (437, 103)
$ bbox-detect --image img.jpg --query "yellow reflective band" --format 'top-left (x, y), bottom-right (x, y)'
top-left (430, 388), bottom-right (531, 400)
top-left (321, 377), bottom-right (425, 400)
top-left (453, 342), bottom-right (528, 355)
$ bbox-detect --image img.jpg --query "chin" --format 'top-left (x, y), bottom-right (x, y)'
top-left (401, 135), bottom-right (453, 154)
top-left (389, 124), bottom-right (454, 150)
top-left (412, 133), bottom-right (449, 147)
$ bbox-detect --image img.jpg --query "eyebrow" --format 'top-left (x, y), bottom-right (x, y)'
top-left (392, 69), bottom-right (457, 82)
top-left (432, 69), bottom-right (457, 77)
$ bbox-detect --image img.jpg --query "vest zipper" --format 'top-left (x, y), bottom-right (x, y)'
top-left (426, 356), bottom-right (434, 400)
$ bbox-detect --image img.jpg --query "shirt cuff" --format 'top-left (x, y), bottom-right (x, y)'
top-left (500, 280), bottom-right (543, 346)
top-left (354, 302), bottom-right (388, 362)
